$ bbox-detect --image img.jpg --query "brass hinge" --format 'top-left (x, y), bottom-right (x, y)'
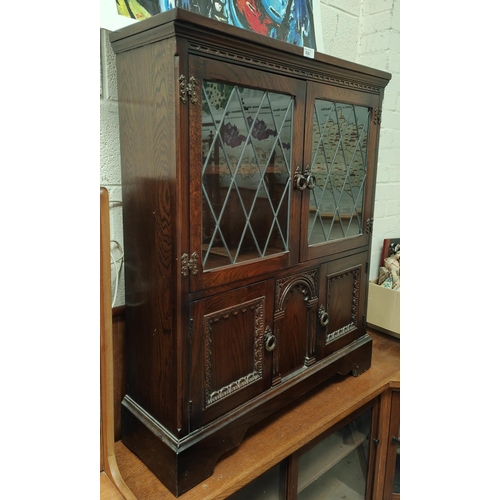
top-left (179, 75), bottom-right (198, 104)
top-left (181, 252), bottom-right (199, 277)
top-left (373, 108), bottom-right (382, 125)
top-left (366, 218), bottom-right (374, 234)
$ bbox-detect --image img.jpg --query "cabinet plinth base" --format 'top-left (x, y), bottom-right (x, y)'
top-left (121, 335), bottom-right (372, 497)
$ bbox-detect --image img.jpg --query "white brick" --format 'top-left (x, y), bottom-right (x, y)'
top-left (385, 199), bottom-right (400, 216)
top-left (100, 33), bottom-right (103, 99)
top-left (375, 165), bottom-right (389, 184)
top-left (377, 147), bottom-right (399, 166)
top-left (386, 49), bottom-right (399, 73)
top-left (360, 10), bottom-right (392, 34)
top-left (384, 83), bottom-right (400, 102)
top-left (357, 50), bottom-right (389, 72)
top-left (322, 0), bottom-right (360, 16)
top-left (101, 29), bottom-right (118, 101)
top-left (382, 88), bottom-right (399, 112)
top-left (375, 183), bottom-right (399, 201)
top-left (359, 30), bottom-right (391, 54)
top-left (373, 215), bottom-right (400, 237)
top-left (391, 0), bottom-right (400, 32)
top-left (100, 99), bottom-right (122, 185)
top-left (379, 128), bottom-right (399, 149)
top-left (380, 109), bottom-right (399, 130)
top-left (384, 73), bottom-right (400, 97)
top-left (374, 199), bottom-right (387, 217)
top-left (320, 5), bottom-right (360, 61)
top-left (388, 166), bottom-right (400, 183)
top-left (359, 48), bottom-right (398, 73)
top-left (363, 0), bottom-right (395, 16)
top-left (388, 29), bottom-right (400, 52)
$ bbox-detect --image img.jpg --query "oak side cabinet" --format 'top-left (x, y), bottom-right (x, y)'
top-left (110, 8), bottom-right (391, 497)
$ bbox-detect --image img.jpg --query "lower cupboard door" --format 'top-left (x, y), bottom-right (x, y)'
top-left (188, 279), bottom-right (275, 429)
top-left (317, 251), bottom-right (369, 361)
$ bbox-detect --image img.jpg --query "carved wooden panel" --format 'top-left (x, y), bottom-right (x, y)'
top-left (317, 252), bottom-right (368, 360)
top-left (204, 296), bottom-right (265, 407)
top-left (189, 279), bottom-right (275, 428)
top-left (325, 265), bottom-right (361, 344)
top-left (274, 269), bottom-right (319, 382)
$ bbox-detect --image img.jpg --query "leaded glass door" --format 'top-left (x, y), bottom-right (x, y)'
top-left (300, 83), bottom-right (381, 262)
top-left (188, 56), bottom-right (305, 291)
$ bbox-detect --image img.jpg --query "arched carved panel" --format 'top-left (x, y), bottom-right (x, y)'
top-left (274, 268), bottom-right (319, 380)
top-left (275, 268), bottom-right (319, 313)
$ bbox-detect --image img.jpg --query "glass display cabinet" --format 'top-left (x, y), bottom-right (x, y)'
top-left (226, 399), bottom-right (393, 500)
top-left (296, 407), bottom-right (373, 499)
top-left (110, 8), bottom-right (391, 497)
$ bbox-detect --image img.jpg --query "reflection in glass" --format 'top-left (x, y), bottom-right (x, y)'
top-left (201, 81), bottom-right (293, 270)
top-left (298, 408), bottom-right (372, 499)
top-left (226, 463), bottom-right (282, 500)
top-left (309, 100), bottom-right (370, 246)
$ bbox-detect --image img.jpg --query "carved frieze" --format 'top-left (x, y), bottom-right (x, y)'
top-left (190, 43), bottom-right (382, 94)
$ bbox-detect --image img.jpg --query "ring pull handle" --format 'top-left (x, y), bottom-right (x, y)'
top-left (297, 165), bottom-right (315, 190)
top-left (294, 166), bottom-right (307, 191)
top-left (264, 327), bottom-right (276, 352)
top-left (306, 173), bottom-right (316, 190)
top-left (303, 165), bottom-right (316, 190)
top-left (318, 305), bottom-right (329, 327)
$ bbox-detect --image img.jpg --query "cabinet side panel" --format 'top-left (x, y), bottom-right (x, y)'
top-left (117, 37), bottom-right (180, 431)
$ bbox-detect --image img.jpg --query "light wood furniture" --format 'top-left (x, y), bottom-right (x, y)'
top-left (100, 187), bottom-right (136, 500)
top-left (109, 8), bottom-right (391, 495)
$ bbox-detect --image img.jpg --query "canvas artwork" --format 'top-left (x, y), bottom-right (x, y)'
top-left (115, 0), bottom-right (318, 49)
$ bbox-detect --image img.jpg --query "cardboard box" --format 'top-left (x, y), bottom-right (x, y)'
top-left (367, 280), bottom-right (400, 338)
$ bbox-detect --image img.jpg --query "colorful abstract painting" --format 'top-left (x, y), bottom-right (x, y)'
top-left (115, 0), bottom-right (317, 49)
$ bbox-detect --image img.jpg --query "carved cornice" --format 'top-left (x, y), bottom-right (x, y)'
top-left (204, 297), bottom-right (265, 407)
top-left (190, 42), bottom-right (382, 94)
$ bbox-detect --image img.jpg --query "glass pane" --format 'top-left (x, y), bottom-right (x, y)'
top-left (308, 100), bottom-right (370, 246)
top-left (201, 81), bottom-right (293, 271)
top-left (226, 463), bottom-right (282, 500)
top-left (298, 408), bottom-right (371, 499)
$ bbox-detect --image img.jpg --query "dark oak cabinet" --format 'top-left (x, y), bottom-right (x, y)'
top-left (110, 8), bottom-right (391, 496)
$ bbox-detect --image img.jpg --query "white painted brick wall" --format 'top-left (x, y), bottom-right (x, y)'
top-left (320, 3), bottom-right (360, 62)
top-left (357, 0), bottom-right (400, 279)
top-left (100, 0), bottom-right (400, 304)
top-left (100, 29), bottom-right (125, 307)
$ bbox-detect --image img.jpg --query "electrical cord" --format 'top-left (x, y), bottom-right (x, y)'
top-left (110, 240), bottom-right (124, 308)
top-left (108, 199), bottom-right (124, 308)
